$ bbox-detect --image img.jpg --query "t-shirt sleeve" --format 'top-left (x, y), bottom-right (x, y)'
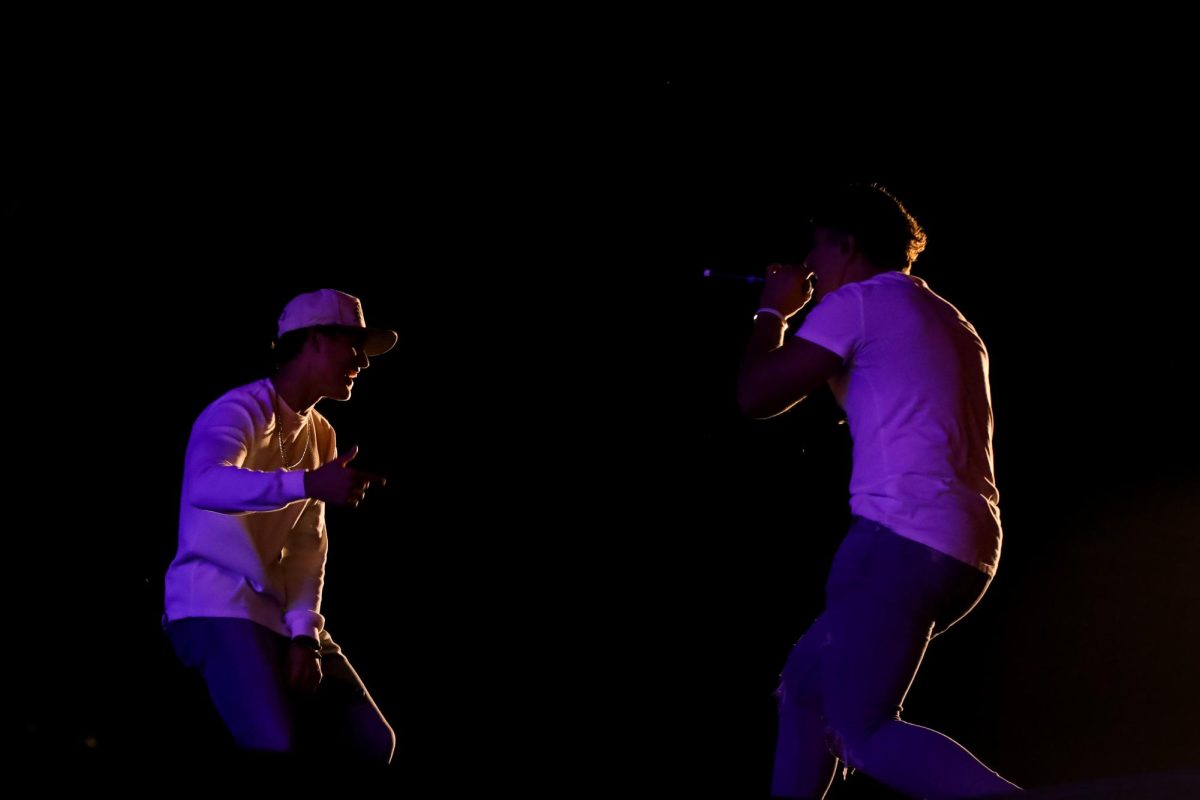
top-left (793, 284), bottom-right (862, 361)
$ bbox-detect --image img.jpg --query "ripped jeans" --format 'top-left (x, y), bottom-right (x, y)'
top-left (771, 516), bottom-right (1021, 799)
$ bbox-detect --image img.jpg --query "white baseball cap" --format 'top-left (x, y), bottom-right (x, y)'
top-left (277, 289), bottom-right (398, 356)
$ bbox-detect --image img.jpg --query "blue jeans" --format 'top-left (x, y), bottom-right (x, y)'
top-left (771, 517), bottom-right (1020, 799)
top-left (166, 617), bottom-right (395, 764)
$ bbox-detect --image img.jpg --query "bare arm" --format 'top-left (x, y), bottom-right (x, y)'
top-left (738, 323), bottom-right (843, 418)
top-left (737, 264), bottom-right (843, 418)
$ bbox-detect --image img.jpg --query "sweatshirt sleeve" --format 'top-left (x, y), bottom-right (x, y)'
top-left (282, 498), bottom-right (329, 639)
top-left (183, 396), bottom-right (308, 513)
top-left (282, 429), bottom-right (334, 639)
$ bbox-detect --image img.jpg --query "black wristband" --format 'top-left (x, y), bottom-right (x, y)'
top-left (291, 635), bottom-right (320, 654)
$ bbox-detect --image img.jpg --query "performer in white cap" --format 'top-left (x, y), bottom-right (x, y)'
top-left (163, 289), bottom-right (397, 764)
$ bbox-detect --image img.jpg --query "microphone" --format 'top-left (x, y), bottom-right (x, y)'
top-left (700, 269), bottom-right (765, 284)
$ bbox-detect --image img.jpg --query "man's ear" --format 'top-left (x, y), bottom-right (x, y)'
top-left (839, 233), bottom-right (857, 257)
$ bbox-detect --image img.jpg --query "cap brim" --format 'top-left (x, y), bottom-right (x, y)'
top-left (363, 328), bottom-right (398, 357)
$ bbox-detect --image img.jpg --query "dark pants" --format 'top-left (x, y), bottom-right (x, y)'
top-left (771, 516), bottom-right (1020, 799)
top-left (166, 617), bottom-right (395, 765)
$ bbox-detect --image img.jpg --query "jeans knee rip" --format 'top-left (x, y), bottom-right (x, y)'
top-left (823, 726), bottom-right (858, 780)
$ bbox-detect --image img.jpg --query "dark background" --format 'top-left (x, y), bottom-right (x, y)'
top-left (9, 46), bottom-right (1199, 796)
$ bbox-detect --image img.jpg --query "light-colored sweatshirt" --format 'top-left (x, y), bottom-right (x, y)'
top-left (164, 377), bottom-right (333, 640)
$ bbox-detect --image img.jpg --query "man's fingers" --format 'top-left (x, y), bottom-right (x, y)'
top-left (351, 469), bottom-right (390, 487)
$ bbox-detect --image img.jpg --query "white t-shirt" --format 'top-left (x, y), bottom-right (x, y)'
top-left (795, 271), bottom-right (1002, 575)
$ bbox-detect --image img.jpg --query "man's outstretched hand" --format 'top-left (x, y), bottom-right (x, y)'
top-left (304, 445), bottom-right (388, 507)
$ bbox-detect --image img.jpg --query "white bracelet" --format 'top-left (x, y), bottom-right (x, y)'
top-left (754, 307), bottom-right (788, 324)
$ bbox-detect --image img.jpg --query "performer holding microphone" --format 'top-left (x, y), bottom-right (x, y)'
top-left (738, 184), bottom-right (1022, 799)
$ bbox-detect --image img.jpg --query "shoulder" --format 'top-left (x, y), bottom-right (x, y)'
top-left (306, 407), bottom-right (337, 461)
top-left (844, 272), bottom-right (935, 314)
top-left (859, 270), bottom-right (919, 297)
top-left (196, 379), bottom-right (272, 428)
top-left (309, 406), bottom-right (335, 436)
top-left (813, 271), bottom-right (911, 310)
top-left (209, 378), bottom-right (273, 411)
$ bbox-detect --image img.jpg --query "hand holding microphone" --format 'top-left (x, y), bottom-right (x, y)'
top-left (758, 263), bottom-right (815, 321)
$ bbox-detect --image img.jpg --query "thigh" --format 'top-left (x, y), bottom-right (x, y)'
top-left (299, 632), bottom-right (395, 763)
top-left (168, 617), bottom-right (295, 751)
top-left (820, 520), bottom-right (975, 734)
top-left (777, 613), bottom-right (831, 713)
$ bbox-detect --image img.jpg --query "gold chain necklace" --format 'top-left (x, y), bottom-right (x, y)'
top-left (274, 389), bottom-right (312, 471)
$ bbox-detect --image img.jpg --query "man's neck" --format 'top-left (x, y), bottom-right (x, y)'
top-left (273, 368), bottom-right (318, 415)
top-left (844, 259), bottom-right (890, 286)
